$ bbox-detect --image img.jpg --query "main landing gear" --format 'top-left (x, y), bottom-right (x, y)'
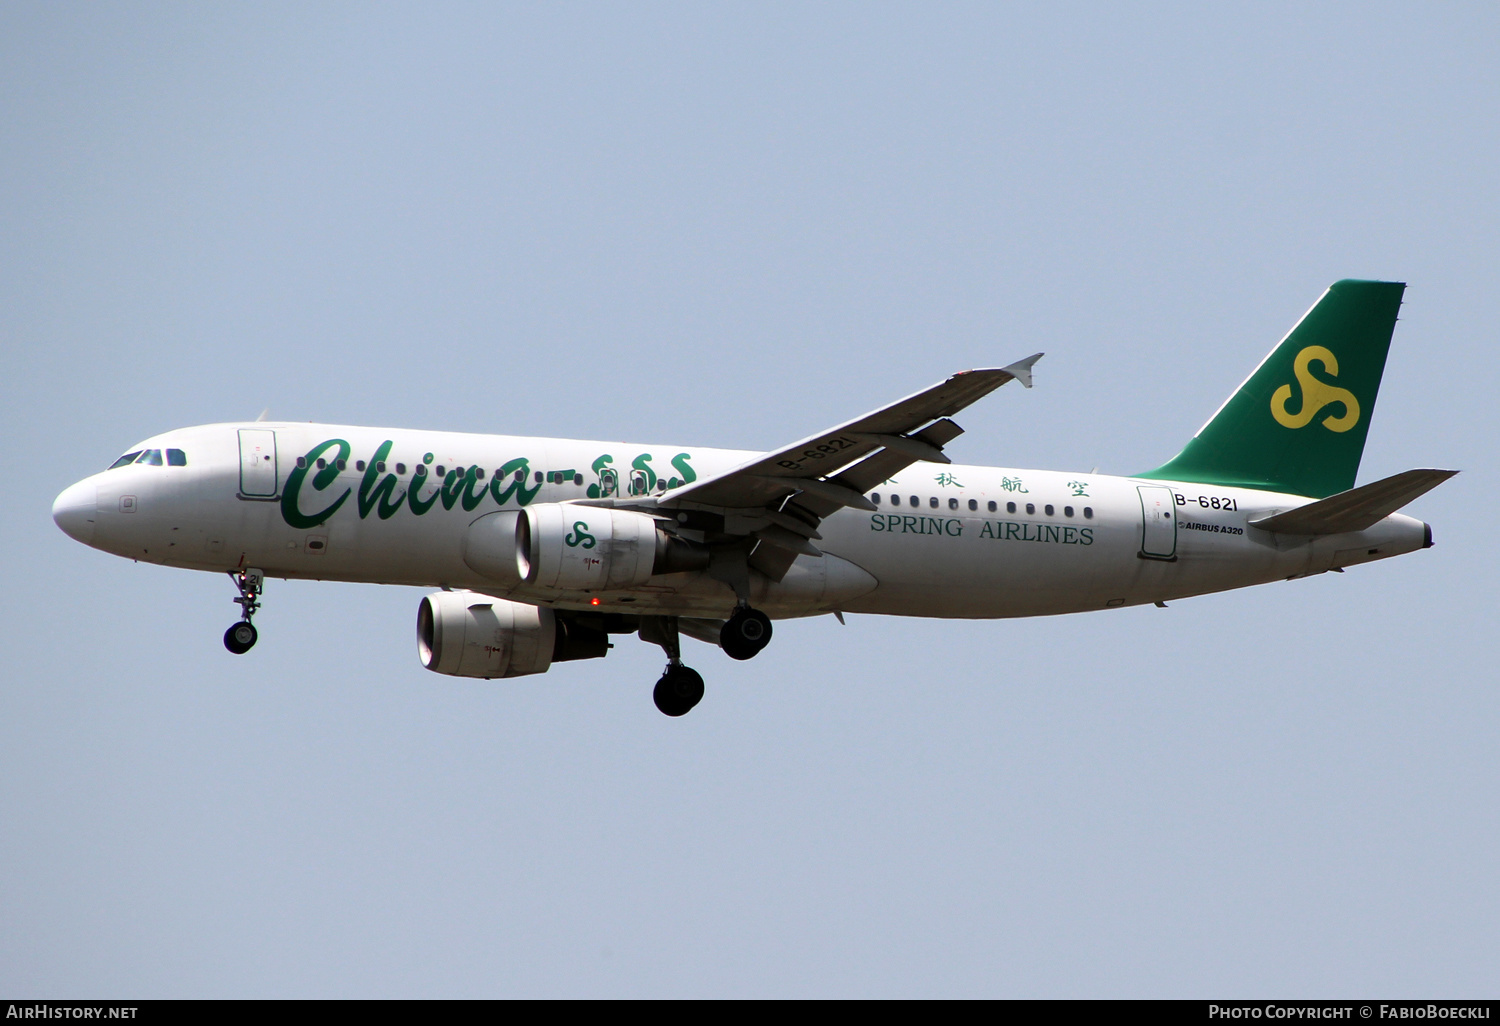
top-left (719, 606), bottom-right (772, 661)
top-left (223, 568), bottom-right (264, 655)
top-left (641, 615), bottom-right (703, 717)
top-left (654, 664), bottom-right (705, 718)
top-left (641, 606), bottom-right (773, 716)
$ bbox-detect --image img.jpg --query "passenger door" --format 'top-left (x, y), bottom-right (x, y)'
top-left (1137, 484), bottom-right (1177, 560)
top-left (238, 428), bottom-right (279, 499)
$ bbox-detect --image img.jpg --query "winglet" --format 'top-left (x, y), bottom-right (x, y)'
top-left (1002, 353), bottom-right (1044, 389)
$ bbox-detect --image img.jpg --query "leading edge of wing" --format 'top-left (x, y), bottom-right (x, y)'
top-left (661, 357), bottom-right (1042, 512)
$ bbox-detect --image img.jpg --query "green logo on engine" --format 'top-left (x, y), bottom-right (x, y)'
top-left (564, 522), bottom-right (597, 549)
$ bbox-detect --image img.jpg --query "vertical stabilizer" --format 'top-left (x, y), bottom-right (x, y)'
top-left (1138, 279), bottom-right (1405, 498)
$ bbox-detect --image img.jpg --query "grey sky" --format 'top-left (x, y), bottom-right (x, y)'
top-left (2, 2), bottom-right (1496, 997)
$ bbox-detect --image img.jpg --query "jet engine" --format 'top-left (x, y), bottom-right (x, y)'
top-left (514, 504), bottom-right (708, 590)
top-left (417, 591), bottom-right (609, 679)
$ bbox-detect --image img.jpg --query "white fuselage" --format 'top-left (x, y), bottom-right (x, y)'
top-left (54, 421), bottom-right (1429, 622)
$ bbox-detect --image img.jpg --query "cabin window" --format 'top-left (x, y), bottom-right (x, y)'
top-left (376, 461), bottom-right (386, 473)
top-left (534, 471), bottom-right (544, 483)
top-left (929, 496), bottom-right (938, 508)
top-left (316, 458), bottom-right (326, 469)
top-left (137, 449), bottom-right (163, 466)
top-left (414, 464), bottom-right (426, 477)
top-left (968, 499), bottom-right (978, 511)
top-left (109, 451), bottom-right (143, 470)
top-left (473, 467), bottom-right (482, 480)
top-left (1006, 502), bottom-right (1015, 513)
top-left (872, 493), bottom-right (881, 504)
top-left (356, 460), bottom-right (366, 471)
top-left (909, 495), bottom-right (919, 508)
top-left (514, 469), bottom-right (525, 482)
top-left (1084, 506), bottom-right (1094, 519)
top-left (890, 494), bottom-right (899, 505)
top-left (1064, 506), bottom-right (1074, 517)
top-left (397, 463), bottom-right (408, 475)
top-left (1026, 503), bottom-right (1035, 515)
top-left (948, 497), bottom-right (959, 510)
top-left (1045, 504), bottom-right (1054, 516)
top-left (296, 456), bottom-right (307, 469)
top-left (989, 501), bottom-right (999, 512)
top-left (335, 459), bottom-right (346, 471)
top-left (573, 473), bottom-right (583, 486)
top-left (436, 465), bottom-right (445, 477)
top-left (167, 449), bottom-right (187, 467)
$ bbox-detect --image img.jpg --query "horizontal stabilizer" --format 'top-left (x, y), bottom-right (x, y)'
top-left (1249, 468), bottom-right (1457, 535)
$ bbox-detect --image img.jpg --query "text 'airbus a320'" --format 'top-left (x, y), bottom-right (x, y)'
top-left (54, 280), bottom-right (1453, 715)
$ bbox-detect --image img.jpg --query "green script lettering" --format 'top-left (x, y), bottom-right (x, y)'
top-left (357, 441), bottom-right (407, 520)
top-left (490, 458), bottom-right (541, 506)
top-left (407, 466), bottom-right (439, 515)
top-left (282, 439), bottom-right (352, 529)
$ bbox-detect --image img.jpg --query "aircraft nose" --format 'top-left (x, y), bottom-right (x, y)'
top-left (52, 479), bottom-right (97, 545)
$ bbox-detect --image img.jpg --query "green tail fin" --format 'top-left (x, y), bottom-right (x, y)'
top-left (1138, 279), bottom-right (1405, 498)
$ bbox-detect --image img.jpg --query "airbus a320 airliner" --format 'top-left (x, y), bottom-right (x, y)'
top-left (53, 281), bottom-right (1453, 715)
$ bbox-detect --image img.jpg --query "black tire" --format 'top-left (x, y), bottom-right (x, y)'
top-left (719, 608), bottom-right (772, 661)
top-left (653, 666), bottom-right (704, 716)
top-left (224, 621), bottom-right (258, 655)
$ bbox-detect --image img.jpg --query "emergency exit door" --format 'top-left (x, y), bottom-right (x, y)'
top-left (238, 428), bottom-right (279, 499)
top-left (1137, 484), bottom-right (1177, 560)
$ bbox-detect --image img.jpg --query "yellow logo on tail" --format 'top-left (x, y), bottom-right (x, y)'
top-left (1271, 345), bottom-right (1360, 432)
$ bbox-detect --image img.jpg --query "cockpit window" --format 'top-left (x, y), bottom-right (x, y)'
top-left (167, 449), bottom-right (187, 466)
top-left (109, 451), bottom-right (143, 470)
top-left (136, 449), bottom-right (164, 466)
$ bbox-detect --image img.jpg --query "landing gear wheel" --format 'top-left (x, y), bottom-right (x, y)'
top-left (224, 568), bottom-right (264, 655)
top-left (720, 608), bottom-right (772, 661)
top-left (224, 621), bottom-right (258, 654)
top-left (653, 665), bottom-right (705, 717)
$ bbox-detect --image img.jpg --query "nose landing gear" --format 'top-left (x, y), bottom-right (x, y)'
top-left (224, 568), bottom-right (264, 654)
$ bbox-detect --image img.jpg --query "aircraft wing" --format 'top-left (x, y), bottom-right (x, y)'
top-left (658, 355), bottom-right (1042, 579)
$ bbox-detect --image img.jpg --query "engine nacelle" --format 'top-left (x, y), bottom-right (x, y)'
top-left (417, 591), bottom-right (557, 679)
top-left (417, 591), bottom-right (612, 679)
top-left (516, 504), bottom-right (662, 590)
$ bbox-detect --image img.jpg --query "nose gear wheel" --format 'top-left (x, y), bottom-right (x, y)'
top-left (224, 568), bottom-right (264, 654)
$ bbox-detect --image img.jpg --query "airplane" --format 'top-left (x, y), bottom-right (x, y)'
top-left (52, 280), bottom-right (1454, 716)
